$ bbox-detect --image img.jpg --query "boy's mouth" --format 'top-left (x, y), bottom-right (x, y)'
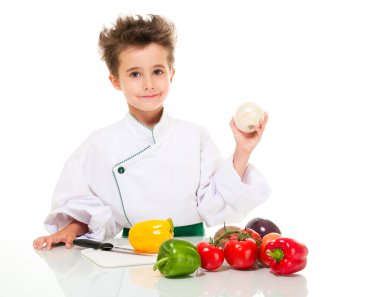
top-left (140, 93), bottom-right (160, 99)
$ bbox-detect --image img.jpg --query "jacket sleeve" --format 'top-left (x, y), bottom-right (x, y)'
top-left (196, 129), bottom-right (271, 227)
top-left (44, 147), bottom-right (117, 241)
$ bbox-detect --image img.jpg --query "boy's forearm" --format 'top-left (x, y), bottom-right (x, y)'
top-left (66, 220), bottom-right (89, 237)
top-left (233, 147), bottom-right (251, 179)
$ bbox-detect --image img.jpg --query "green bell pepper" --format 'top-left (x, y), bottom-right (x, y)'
top-left (153, 239), bottom-right (201, 277)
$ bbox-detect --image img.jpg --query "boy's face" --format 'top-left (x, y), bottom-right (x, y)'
top-left (109, 43), bottom-right (175, 116)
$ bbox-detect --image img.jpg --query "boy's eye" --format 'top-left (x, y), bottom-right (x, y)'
top-left (153, 69), bottom-right (163, 75)
top-left (130, 72), bottom-right (141, 78)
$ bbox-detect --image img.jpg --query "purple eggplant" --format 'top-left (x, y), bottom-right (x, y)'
top-left (245, 218), bottom-right (281, 238)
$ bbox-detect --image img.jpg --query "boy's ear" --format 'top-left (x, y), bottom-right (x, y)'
top-left (109, 74), bottom-right (121, 90)
top-left (170, 68), bottom-right (175, 82)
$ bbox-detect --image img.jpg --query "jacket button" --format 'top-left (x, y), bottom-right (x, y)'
top-left (118, 166), bottom-right (125, 174)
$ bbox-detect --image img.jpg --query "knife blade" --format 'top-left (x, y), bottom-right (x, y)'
top-left (73, 239), bottom-right (156, 256)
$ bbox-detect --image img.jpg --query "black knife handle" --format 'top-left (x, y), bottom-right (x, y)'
top-left (73, 239), bottom-right (114, 251)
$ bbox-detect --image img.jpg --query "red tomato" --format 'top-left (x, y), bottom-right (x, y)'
top-left (196, 242), bottom-right (225, 271)
top-left (259, 232), bottom-right (282, 266)
top-left (224, 239), bottom-right (258, 269)
top-left (213, 225), bottom-right (241, 249)
top-left (244, 228), bottom-right (262, 245)
top-left (229, 228), bottom-right (261, 245)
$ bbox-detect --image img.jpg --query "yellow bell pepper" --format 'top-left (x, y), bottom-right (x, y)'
top-left (129, 218), bottom-right (174, 253)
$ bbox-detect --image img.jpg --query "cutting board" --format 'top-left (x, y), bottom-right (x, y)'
top-left (81, 245), bottom-right (157, 268)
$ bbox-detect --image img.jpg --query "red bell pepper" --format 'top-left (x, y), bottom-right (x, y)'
top-left (259, 232), bottom-right (282, 267)
top-left (265, 237), bottom-right (308, 275)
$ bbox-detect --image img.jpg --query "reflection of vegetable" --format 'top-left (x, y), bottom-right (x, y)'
top-left (129, 266), bottom-right (159, 289)
top-left (245, 217), bottom-right (281, 238)
top-left (153, 239), bottom-right (201, 277)
top-left (266, 237), bottom-right (308, 275)
top-left (129, 218), bottom-right (174, 253)
top-left (224, 231), bottom-right (259, 269)
top-left (196, 241), bottom-right (224, 271)
top-left (254, 268), bottom-right (308, 297)
top-left (234, 102), bottom-right (264, 133)
top-left (155, 276), bottom-right (202, 297)
top-left (259, 232), bottom-right (282, 267)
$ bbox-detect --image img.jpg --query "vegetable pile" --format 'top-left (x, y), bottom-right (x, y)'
top-left (152, 218), bottom-right (308, 278)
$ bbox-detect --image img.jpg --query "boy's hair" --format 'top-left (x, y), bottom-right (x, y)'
top-left (98, 14), bottom-right (176, 77)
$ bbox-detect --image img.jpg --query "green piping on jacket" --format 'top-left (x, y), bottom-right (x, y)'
top-left (112, 113), bottom-right (163, 227)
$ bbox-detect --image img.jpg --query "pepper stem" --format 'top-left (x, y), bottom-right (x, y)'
top-left (153, 257), bottom-right (169, 271)
top-left (167, 218), bottom-right (174, 235)
top-left (266, 249), bottom-right (284, 262)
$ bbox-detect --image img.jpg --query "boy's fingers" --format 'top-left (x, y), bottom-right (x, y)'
top-left (65, 235), bottom-right (75, 248)
top-left (259, 113), bottom-right (268, 127)
top-left (36, 238), bottom-right (47, 250)
top-left (230, 118), bottom-right (236, 129)
top-left (259, 113), bottom-right (268, 131)
top-left (45, 237), bottom-right (53, 250)
top-left (230, 118), bottom-right (240, 134)
top-left (33, 238), bottom-right (40, 249)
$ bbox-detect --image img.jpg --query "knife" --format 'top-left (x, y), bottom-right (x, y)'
top-left (72, 239), bottom-right (156, 256)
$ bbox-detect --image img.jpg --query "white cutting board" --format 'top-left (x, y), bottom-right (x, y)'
top-left (81, 245), bottom-right (157, 268)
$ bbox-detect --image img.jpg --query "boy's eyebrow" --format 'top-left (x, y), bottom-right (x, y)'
top-left (126, 64), bottom-right (167, 73)
top-left (152, 64), bottom-right (166, 69)
top-left (126, 66), bottom-right (140, 73)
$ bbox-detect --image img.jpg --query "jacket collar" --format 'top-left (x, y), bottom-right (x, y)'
top-left (124, 110), bottom-right (170, 144)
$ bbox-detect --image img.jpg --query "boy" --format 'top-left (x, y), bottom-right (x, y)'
top-left (33, 14), bottom-right (270, 250)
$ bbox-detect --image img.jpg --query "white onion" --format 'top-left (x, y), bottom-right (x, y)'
top-left (234, 102), bottom-right (264, 133)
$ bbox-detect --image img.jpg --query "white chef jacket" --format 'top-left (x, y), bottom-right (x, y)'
top-left (44, 111), bottom-right (271, 240)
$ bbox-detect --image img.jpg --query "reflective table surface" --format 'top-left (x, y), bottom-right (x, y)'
top-left (0, 236), bottom-right (374, 297)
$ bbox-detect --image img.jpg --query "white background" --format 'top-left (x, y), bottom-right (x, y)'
top-left (0, 0), bottom-right (379, 295)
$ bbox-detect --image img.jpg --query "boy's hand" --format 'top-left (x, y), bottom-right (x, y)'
top-left (33, 231), bottom-right (76, 250)
top-left (230, 112), bottom-right (268, 179)
top-left (230, 112), bottom-right (268, 153)
top-left (33, 220), bottom-right (88, 250)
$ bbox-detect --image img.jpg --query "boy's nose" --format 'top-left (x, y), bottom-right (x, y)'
top-left (143, 76), bottom-right (155, 90)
